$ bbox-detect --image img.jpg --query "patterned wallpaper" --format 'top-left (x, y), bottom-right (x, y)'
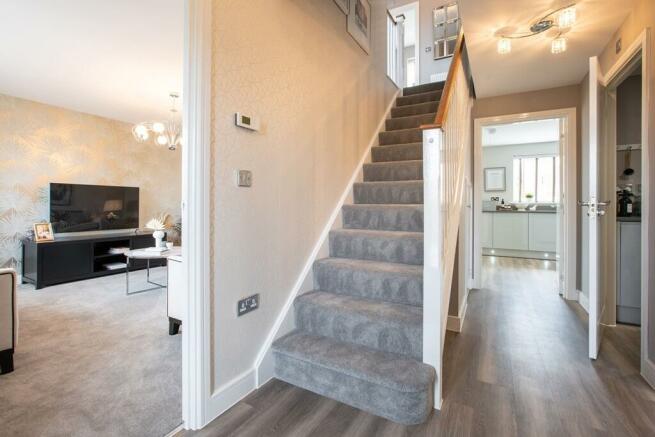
top-left (0, 94), bottom-right (182, 269)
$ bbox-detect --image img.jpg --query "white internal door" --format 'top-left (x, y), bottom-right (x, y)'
top-left (584, 57), bottom-right (612, 360)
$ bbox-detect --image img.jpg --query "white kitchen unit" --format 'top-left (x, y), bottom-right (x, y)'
top-left (167, 254), bottom-right (185, 335)
top-left (529, 213), bottom-right (558, 252)
top-left (481, 212), bottom-right (494, 248)
top-left (617, 221), bottom-right (641, 325)
top-left (482, 211), bottom-right (557, 258)
top-left (492, 212), bottom-right (529, 251)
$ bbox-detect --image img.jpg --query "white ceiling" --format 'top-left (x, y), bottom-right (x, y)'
top-left (458, 0), bottom-right (634, 98)
top-left (482, 118), bottom-right (560, 146)
top-left (0, 0), bottom-right (183, 123)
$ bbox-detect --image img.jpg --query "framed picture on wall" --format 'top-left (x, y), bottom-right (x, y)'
top-left (348, 0), bottom-right (371, 54)
top-left (333, 0), bottom-right (348, 14)
top-left (484, 167), bottom-right (506, 192)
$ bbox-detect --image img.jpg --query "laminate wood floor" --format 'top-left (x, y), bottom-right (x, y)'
top-left (179, 256), bottom-right (654, 437)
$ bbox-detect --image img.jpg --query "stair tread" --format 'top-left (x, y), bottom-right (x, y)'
top-left (373, 141), bottom-right (422, 148)
top-left (315, 257), bottom-right (422, 276)
top-left (343, 203), bottom-right (423, 210)
top-left (391, 101), bottom-right (439, 115)
top-left (273, 330), bottom-right (435, 393)
top-left (364, 159), bottom-right (423, 167)
top-left (354, 180), bottom-right (423, 187)
top-left (389, 113), bottom-right (436, 123)
top-left (331, 228), bottom-right (423, 238)
top-left (297, 290), bottom-right (422, 324)
top-left (403, 82), bottom-right (445, 96)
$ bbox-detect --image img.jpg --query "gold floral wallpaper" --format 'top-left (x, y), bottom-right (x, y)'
top-left (0, 94), bottom-right (182, 269)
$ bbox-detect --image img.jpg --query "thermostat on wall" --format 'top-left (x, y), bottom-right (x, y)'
top-left (235, 112), bottom-right (260, 131)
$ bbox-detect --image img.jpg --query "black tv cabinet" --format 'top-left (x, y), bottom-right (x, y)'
top-left (22, 232), bottom-right (166, 289)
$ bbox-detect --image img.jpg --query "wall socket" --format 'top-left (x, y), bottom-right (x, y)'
top-left (237, 294), bottom-right (259, 317)
top-left (237, 170), bottom-right (252, 187)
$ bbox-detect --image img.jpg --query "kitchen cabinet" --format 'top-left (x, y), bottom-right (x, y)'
top-left (481, 212), bottom-right (493, 248)
top-left (617, 221), bottom-right (641, 325)
top-left (482, 211), bottom-right (558, 256)
top-left (529, 213), bottom-right (557, 252)
top-left (492, 213), bottom-right (529, 251)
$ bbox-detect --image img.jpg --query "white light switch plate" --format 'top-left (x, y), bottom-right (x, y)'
top-left (235, 112), bottom-right (260, 131)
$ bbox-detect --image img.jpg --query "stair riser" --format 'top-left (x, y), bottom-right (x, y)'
top-left (396, 91), bottom-right (440, 107)
top-left (329, 231), bottom-right (423, 265)
top-left (313, 261), bottom-right (423, 306)
top-left (294, 299), bottom-right (423, 360)
top-left (403, 82), bottom-right (444, 96)
top-left (354, 182), bottom-right (423, 204)
top-left (363, 161), bottom-right (422, 182)
top-left (379, 129), bottom-right (422, 146)
top-left (273, 353), bottom-right (433, 425)
top-left (391, 102), bottom-right (438, 118)
top-left (371, 144), bottom-right (422, 162)
top-left (385, 113), bottom-right (436, 131)
top-left (342, 205), bottom-right (423, 232)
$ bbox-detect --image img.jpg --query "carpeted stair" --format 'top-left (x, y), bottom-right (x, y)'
top-left (272, 82), bottom-right (443, 425)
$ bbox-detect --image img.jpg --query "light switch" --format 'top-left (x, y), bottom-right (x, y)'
top-left (237, 170), bottom-right (252, 187)
top-left (235, 112), bottom-right (260, 131)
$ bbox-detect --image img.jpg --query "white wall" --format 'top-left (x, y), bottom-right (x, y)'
top-left (389, 0), bottom-right (452, 84)
top-left (481, 142), bottom-right (559, 202)
top-left (209, 0), bottom-right (398, 395)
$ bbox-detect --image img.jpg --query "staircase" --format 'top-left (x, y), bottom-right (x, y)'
top-left (272, 82), bottom-right (444, 425)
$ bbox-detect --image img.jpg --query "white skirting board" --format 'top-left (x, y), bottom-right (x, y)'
top-left (254, 91), bottom-right (400, 387)
top-left (446, 296), bottom-right (468, 333)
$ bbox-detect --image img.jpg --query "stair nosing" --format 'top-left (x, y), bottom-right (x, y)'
top-left (331, 228), bottom-right (423, 238)
top-left (364, 159), bottom-right (423, 167)
top-left (397, 90), bottom-right (441, 100)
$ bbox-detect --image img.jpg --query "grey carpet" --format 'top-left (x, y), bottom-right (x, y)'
top-left (0, 268), bottom-right (181, 437)
top-left (273, 82), bottom-right (443, 425)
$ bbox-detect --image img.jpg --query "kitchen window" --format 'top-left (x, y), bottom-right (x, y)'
top-left (513, 155), bottom-right (560, 203)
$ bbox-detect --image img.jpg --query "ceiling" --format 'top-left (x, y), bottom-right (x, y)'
top-left (0, 0), bottom-right (183, 124)
top-left (458, 0), bottom-right (634, 98)
top-left (483, 118), bottom-right (560, 146)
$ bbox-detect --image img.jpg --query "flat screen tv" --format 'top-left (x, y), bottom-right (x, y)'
top-left (50, 183), bottom-right (139, 234)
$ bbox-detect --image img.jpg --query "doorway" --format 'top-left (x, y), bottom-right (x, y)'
top-left (387, 2), bottom-right (420, 88)
top-left (585, 29), bottom-right (654, 388)
top-left (473, 109), bottom-right (577, 303)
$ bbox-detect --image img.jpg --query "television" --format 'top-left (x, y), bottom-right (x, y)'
top-left (49, 183), bottom-right (139, 234)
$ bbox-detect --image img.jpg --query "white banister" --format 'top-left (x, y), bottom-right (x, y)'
top-left (422, 51), bottom-right (473, 409)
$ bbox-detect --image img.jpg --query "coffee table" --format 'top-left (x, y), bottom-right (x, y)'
top-left (124, 247), bottom-right (182, 295)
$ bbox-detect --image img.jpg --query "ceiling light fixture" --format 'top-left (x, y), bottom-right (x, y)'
top-left (132, 93), bottom-right (182, 151)
top-left (496, 3), bottom-right (575, 55)
top-left (551, 36), bottom-right (567, 54)
top-left (497, 38), bottom-right (512, 55)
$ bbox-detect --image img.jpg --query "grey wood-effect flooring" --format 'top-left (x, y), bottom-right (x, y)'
top-left (179, 257), bottom-right (654, 437)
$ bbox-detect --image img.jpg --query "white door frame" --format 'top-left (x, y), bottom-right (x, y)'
top-left (599, 29), bottom-right (654, 388)
top-left (472, 108), bottom-right (578, 303)
top-left (389, 1), bottom-right (420, 87)
top-left (181, 0), bottom-right (213, 430)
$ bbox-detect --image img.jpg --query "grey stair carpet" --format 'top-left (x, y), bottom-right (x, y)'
top-left (273, 81), bottom-right (442, 425)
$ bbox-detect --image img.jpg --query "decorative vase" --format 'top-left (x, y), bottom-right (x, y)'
top-left (153, 230), bottom-right (165, 248)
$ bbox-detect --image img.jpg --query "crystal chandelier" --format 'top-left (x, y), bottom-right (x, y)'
top-left (132, 93), bottom-right (182, 151)
top-left (495, 3), bottom-right (576, 55)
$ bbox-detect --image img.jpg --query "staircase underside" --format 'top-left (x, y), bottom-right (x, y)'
top-left (272, 82), bottom-right (443, 425)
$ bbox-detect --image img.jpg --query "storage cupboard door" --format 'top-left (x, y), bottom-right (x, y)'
top-left (492, 213), bottom-right (529, 250)
top-left (41, 242), bottom-right (92, 283)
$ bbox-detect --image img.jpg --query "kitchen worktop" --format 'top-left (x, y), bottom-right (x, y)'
top-left (482, 209), bottom-right (557, 214)
top-left (618, 216), bottom-right (641, 222)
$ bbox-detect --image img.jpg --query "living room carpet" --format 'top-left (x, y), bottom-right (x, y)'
top-left (0, 268), bottom-right (181, 437)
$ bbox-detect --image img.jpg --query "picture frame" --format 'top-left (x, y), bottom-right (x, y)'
top-left (33, 222), bottom-right (55, 243)
top-left (347, 0), bottom-right (371, 54)
top-left (333, 0), bottom-right (348, 14)
top-left (484, 167), bottom-right (506, 192)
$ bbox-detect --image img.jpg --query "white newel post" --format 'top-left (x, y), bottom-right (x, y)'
top-left (422, 127), bottom-right (444, 409)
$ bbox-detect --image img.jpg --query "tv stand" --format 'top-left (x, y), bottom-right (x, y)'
top-left (22, 232), bottom-right (165, 289)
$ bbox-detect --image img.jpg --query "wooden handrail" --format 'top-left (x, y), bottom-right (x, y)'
top-left (421, 29), bottom-right (466, 130)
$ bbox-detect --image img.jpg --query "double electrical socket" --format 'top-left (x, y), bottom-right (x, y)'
top-left (237, 294), bottom-right (259, 317)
